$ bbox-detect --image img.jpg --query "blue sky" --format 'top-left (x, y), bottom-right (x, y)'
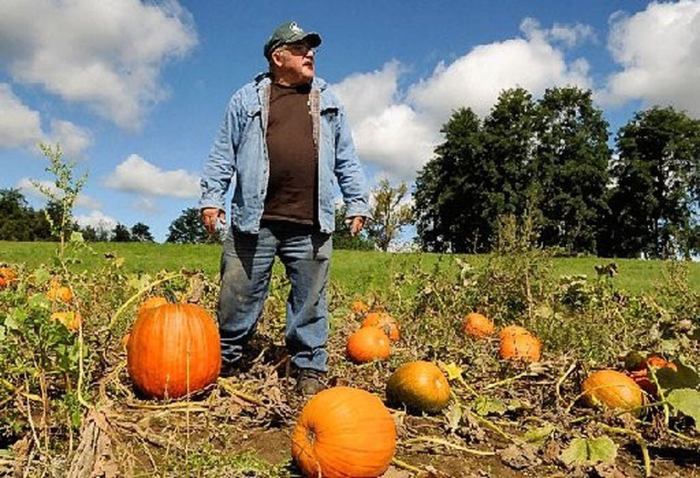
top-left (1, 1), bottom-right (698, 242)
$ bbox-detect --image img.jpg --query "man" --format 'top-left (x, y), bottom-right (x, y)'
top-left (199, 21), bottom-right (370, 396)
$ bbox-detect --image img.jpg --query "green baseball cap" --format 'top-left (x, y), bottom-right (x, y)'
top-left (264, 21), bottom-right (321, 59)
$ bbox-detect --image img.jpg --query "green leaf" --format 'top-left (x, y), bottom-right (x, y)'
top-left (560, 436), bottom-right (618, 467)
top-left (444, 403), bottom-right (463, 433)
top-left (657, 360), bottom-right (700, 392)
top-left (667, 389), bottom-right (700, 432)
top-left (474, 395), bottom-right (508, 416)
top-left (522, 423), bottom-right (555, 447)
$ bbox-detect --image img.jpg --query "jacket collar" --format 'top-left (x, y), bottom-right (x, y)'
top-left (254, 72), bottom-right (327, 91)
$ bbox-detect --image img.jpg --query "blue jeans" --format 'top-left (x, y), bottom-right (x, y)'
top-left (217, 221), bottom-right (331, 372)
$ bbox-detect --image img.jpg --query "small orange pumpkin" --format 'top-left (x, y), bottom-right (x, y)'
top-left (582, 370), bottom-right (643, 413)
top-left (350, 300), bottom-right (370, 315)
top-left (499, 329), bottom-right (541, 362)
top-left (292, 386), bottom-right (396, 478)
top-left (346, 327), bottom-right (391, 363)
top-left (127, 303), bottom-right (221, 399)
top-left (0, 267), bottom-right (17, 287)
top-left (462, 312), bottom-right (494, 339)
top-left (386, 361), bottom-right (451, 413)
top-left (138, 296), bottom-right (168, 317)
top-left (50, 311), bottom-right (82, 332)
top-left (47, 281), bottom-right (73, 303)
top-left (361, 312), bottom-right (400, 342)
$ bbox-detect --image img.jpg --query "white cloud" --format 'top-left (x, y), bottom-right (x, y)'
top-left (0, 83), bottom-right (42, 148)
top-left (16, 178), bottom-right (101, 209)
top-left (0, 83), bottom-right (92, 156)
top-left (0, 0), bottom-right (197, 129)
top-left (334, 19), bottom-right (594, 183)
top-left (132, 196), bottom-right (161, 214)
top-left (603, 1), bottom-right (700, 116)
top-left (74, 210), bottom-right (118, 233)
top-left (408, 19), bottom-right (591, 122)
top-left (48, 120), bottom-right (92, 159)
top-left (104, 154), bottom-right (200, 198)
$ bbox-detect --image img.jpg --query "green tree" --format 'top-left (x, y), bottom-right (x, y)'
top-left (603, 107), bottom-right (700, 258)
top-left (111, 224), bottom-right (132, 242)
top-left (533, 86), bottom-right (611, 253)
top-left (131, 222), bottom-right (154, 242)
top-left (0, 188), bottom-right (51, 241)
top-left (366, 179), bottom-right (413, 251)
top-left (166, 207), bottom-right (215, 244)
top-left (332, 204), bottom-right (374, 250)
top-left (414, 107), bottom-right (485, 252)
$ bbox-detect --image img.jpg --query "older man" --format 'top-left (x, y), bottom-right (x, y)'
top-left (199, 21), bottom-right (370, 395)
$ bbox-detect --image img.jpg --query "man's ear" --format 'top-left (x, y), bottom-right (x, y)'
top-left (270, 49), bottom-right (285, 68)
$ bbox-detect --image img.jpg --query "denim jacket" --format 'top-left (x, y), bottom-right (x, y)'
top-left (199, 73), bottom-right (370, 234)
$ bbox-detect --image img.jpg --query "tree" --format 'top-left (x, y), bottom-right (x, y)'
top-left (532, 87), bottom-right (611, 253)
top-left (131, 222), bottom-right (154, 242)
top-left (602, 107), bottom-right (700, 258)
top-left (0, 188), bottom-right (51, 241)
top-left (332, 204), bottom-right (374, 250)
top-left (111, 224), bottom-right (132, 242)
top-left (366, 179), bottom-right (413, 251)
top-left (166, 207), bottom-right (215, 244)
top-left (414, 107), bottom-right (485, 252)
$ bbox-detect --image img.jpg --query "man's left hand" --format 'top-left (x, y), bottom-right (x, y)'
top-left (348, 216), bottom-right (366, 236)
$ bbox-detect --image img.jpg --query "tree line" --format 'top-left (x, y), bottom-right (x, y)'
top-left (414, 86), bottom-right (700, 259)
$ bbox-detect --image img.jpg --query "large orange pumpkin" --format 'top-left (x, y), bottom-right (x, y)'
top-left (499, 325), bottom-right (530, 341)
top-left (127, 303), bottom-right (221, 399)
top-left (386, 361), bottom-right (451, 413)
top-left (346, 327), bottom-right (391, 363)
top-left (462, 312), bottom-right (494, 339)
top-left (499, 329), bottom-right (542, 362)
top-left (582, 370), bottom-right (643, 413)
top-left (292, 386), bottom-right (396, 478)
top-left (361, 312), bottom-right (400, 342)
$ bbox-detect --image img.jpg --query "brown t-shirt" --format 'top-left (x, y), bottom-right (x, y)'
top-left (262, 82), bottom-right (317, 225)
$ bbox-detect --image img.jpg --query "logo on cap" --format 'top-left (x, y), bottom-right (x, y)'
top-left (289, 22), bottom-right (302, 34)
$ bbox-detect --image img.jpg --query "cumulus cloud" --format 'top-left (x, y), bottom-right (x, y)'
top-left (0, 0), bottom-right (197, 129)
top-left (603, 1), bottom-right (700, 116)
top-left (104, 154), bottom-right (200, 198)
top-left (74, 210), bottom-right (118, 233)
top-left (0, 83), bottom-right (92, 156)
top-left (16, 178), bottom-right (101, 209)
top-left (333, 19), bottom-right (594, 182)
top-left (0, 83), bottom-right (42, 149)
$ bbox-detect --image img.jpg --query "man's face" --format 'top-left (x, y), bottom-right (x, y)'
top-left (271, 41), bottom-right (315, 84)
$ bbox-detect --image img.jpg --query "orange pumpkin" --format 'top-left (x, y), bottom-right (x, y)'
top-left (346, 327), bottom-right (391, 363)
top-left (462, 312), bottom-right (494, 339)
top-left (292, 386), bottom-right (396, 478)
top-left (127, 303), bottom-right (221, 399)
top-left (386, 361), bottom-right (451, 413)
top-left (138, 296), bottom-right (168, 317)
top-left (47, 284), bottom-right (73, 302)
top-left (361, 312), bottom-right (400, 342)
top-left (350, 300), bottom-right (370, 315)
top-left (582, 370), bottom-right (643, 413)
top-left (629, 355), bottom-right (677, 396)
top-left (0, 267), bottom-right (16, 287)
top-left (50, 311), bottom-right (82, 332)
top-left (499, 329), bottom-right (542, 362)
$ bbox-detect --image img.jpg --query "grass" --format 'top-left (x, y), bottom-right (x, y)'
top-left (2, 241), bottom-right (699, 295)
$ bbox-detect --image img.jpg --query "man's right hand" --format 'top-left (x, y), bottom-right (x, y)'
top-left (201, 208), bottom-right (226, 234)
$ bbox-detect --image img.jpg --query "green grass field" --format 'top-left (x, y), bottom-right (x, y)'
top-left (2, 241), bottom-right (698, 295)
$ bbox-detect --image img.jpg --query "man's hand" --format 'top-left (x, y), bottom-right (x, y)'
top-left (347, 216), bottom-right (366, 236)
top-left (201, 208), bottom-right (225, 234)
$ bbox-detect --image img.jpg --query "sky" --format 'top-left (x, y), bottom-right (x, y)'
top-left (1, 0), bottom-right (699, 242)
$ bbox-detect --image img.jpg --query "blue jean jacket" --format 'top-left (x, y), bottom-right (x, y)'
top-left (199, 73), bottom-right (371, 234)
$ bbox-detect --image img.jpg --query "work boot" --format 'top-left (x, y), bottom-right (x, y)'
top-left (295, 368), bottom-right (326, 396)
